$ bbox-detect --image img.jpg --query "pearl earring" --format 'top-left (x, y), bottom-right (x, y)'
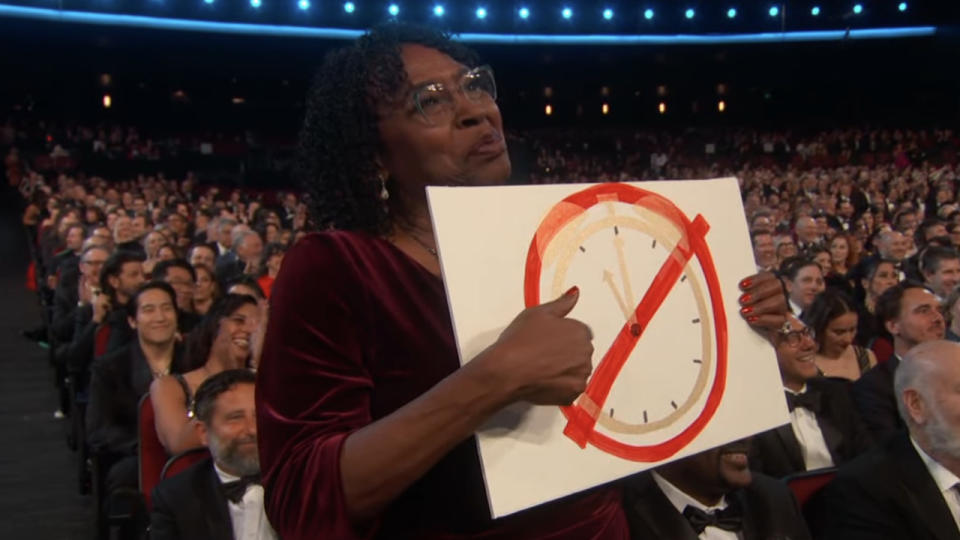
top-left (378, 173), bottom-right (389, 201)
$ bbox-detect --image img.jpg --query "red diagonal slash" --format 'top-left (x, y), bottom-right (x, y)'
top-left (562, 214), bottom-right (711, 447)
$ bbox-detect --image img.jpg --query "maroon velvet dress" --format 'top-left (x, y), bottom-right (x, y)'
top-left (257, 231), bottom-right (628, 539)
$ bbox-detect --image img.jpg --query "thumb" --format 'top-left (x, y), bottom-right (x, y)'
top-left (541, 286), bottom-right (580, 317)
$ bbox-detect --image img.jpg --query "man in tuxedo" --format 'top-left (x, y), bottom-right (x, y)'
top-left (751, 314), bottom-right (873, 478)
top-left (216, 229), bottom-right (262, 286)
top-left (151, 369), bottom-right (278, 540)
top-left (813, 340), bottom-right (960, 539)
top-left (623, 438), bottom-right (811, 540)
top-left (87, 281), bottom-right (182, 494)
top-left (853, 283), bottom-right (945, 443)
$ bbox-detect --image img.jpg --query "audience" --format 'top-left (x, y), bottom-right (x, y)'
top-left (779, 257), bottom-right (826, 318)
top-left (814, 340), bottom-right (960, 539)
top-left (150, 369), bottom-right (276, 540)
top-left (86, 282), bottom-right (184, 495)
top-left (750, 314), bottom-right (873, 478)
top-left (803, 291), bottom-right (877, 380)
top-left (150, 294), bottom-right (262, 455)
top-left (852, 283), bottom-right (945, 443)
top-left (623, 439), bottom-right (811, 539)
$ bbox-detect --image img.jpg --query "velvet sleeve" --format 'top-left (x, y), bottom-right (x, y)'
top-left (256, 233), bottom-right (377, 540)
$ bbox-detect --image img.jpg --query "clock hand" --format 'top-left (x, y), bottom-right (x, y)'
top-left (563, 214), bottom-right (710, 448)
top-left (602, 269), bottom-right (632, 320)
top-left (613, 234), bottom-right (635, 306)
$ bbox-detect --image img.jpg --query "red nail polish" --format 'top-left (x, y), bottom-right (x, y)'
top-left (565, 286), bottom-right (579, 297)
top-left (747, 316), bottom-right (759, 323)
top-left (740, 306), bottom-right (754, 315)
top-left (739, 293), bottom-right (752, 305)
top-left (740, 278), bottom-right (753, 289)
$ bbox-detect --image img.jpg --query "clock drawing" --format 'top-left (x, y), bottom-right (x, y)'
top-left (523, 183), bottom-right (728, 462)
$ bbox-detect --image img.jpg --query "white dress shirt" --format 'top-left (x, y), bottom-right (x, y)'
top-left (785, 385), bottom-right (835, 470)
top-left (651, 472), bottom-right (741, 540)
top-left (911, 438), bottom-right (960, 531)
top-left (214, 464), bottom-right (279, 540)
top-left (789, 299), bottom-right (804, 316)
top-left (216, 242), bottom-right (230, 256)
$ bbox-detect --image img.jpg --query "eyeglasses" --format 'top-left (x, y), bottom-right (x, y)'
top-left (412, 65), bottom-right (497, 126)
top-left (779, 325), bottom-right (816, 347)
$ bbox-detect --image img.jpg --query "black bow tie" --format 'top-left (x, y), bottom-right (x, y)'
top-left (786, 389), bottom-right (821, 414)
top-left (682, 502), bottom-right (743, 534)
top-left (221, 474), bottom-right (261, 504)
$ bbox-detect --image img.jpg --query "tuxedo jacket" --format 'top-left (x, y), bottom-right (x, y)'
top-left (810, 432), bottom-right (960, 540)
top-left (622, 471), bottom-right (811, 540)
top-left (150, 457), bottom-right (235, 540)
top-left (86, 342), bottom-right (184, 456)
top-left (851, 355), bottom-right (905, 444)
top-left (751, 377), bottom-right (874, 479)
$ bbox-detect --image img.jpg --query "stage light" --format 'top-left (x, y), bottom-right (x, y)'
top-left (658, 102), bottom-right (666, 114)
top-left (203, 0), bottom-right (213, 5)
top-left (562, 7), bottom-right (572, 19)
top-left (601, 103), bottom-right (610, 115)
top-left (643, 8), bottom-right (654, 20)
top-left (685, 8), bottom-right (694, 19)
top-left (388, 3), bottom-right (399, 15)
top-left (898, 2), bottom-right (907, 12)
top-left (853, 4), bottom-right (862, 14)
top-left (298, 0), bottom-right (309, 10)
top-left (727, 8), bottom-right (736, 18)
top-left (718, 100), bottom-right (726, 112)
top-left (343, 1), bottom-right (354, 12)
top-left (603, 8), bottom-right (613, 20)
top-left (102, 94), bottom-right (112, 109)
top-left (250, 0), bottom-right (261, 7)
top-left (811, 5), bottom-right (820, 15)
top-left (769, 6), bottom-right (779, 17)
top-left (518, 6), bottom-right (529, 19)
top-left (545, 104), bottom-right (553, 116)
top-left (476, 6), bottom-right (487, 18)
top-left (433, 4), bottom-right (444, 16)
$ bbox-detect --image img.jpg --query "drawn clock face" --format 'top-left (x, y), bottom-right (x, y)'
top-left (524, 183), bottom-right (728, 462)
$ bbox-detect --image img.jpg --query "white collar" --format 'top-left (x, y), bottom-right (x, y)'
top-left (789, 298), bottom-right (804, 316)
top-left (651, 471), bottom-right (728, 515)
top-left (784, 383), bottom-right (809, 396)
top-left (911, 437), bottom-right (960, 496)
top-left (213, 462), bottom-right (242, 484)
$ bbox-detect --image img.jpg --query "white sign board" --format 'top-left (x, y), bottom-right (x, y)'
top-left (427, 179), bottom-right (788, 519)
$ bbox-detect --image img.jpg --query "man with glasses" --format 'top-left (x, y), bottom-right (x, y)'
top-left (52, 244), bottom-right (110, 344)
top-left (750, 314), bottom-right (873, 478)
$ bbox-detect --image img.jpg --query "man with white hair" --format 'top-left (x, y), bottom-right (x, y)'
top-left (814, 340), bottom-right (960, 539)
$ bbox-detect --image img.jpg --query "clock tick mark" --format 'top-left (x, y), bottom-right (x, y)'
top-left (614, 225), bottom-right (619, 235)
top-left (680, 274), bottom-right (687, 282)
top-left (670, 400), bottom-right (678, 410)
top-left (643, 410), bottom-right (648, 423)
top-left (692, 318), bottom-right (701, 324)
top-left (579, 245), bottom-right (586, 253)
top-left (651, 239), bottom-right (656, 249)
top-left (693, 358), bottom-right (702, 364)
top-left (609, 408), bottom-right (614, 418)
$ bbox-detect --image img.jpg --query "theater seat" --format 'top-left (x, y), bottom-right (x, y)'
top-left (160, 447), bottom-right (210, 481)
top-left (784, 467), bottom-right (837, 509)
top-left (137, 394), bottom-right (168, 511)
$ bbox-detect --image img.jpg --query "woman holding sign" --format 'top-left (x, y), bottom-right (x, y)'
top-left (256, 23), bottom-right (787, 539)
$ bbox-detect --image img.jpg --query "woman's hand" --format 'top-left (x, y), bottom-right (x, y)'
top-left (738, 272), bottom-right (789, 331)
top-left (471, 287), bottom-right (593, 407)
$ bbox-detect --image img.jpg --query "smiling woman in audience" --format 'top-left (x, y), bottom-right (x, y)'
top-left (149, 293), bottom-right (262, 455)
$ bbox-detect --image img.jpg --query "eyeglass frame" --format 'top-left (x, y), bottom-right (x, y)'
top-left (777, 323), bottom-right (816, 347)
top-left (409, 65), bottom-right (498, 126)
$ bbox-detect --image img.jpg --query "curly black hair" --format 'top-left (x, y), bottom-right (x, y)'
top-left (298, 23), bottom-right (480, 235)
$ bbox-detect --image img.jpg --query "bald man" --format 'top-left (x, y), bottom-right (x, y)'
top-left (814, 341), bottom-right (960, 539)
